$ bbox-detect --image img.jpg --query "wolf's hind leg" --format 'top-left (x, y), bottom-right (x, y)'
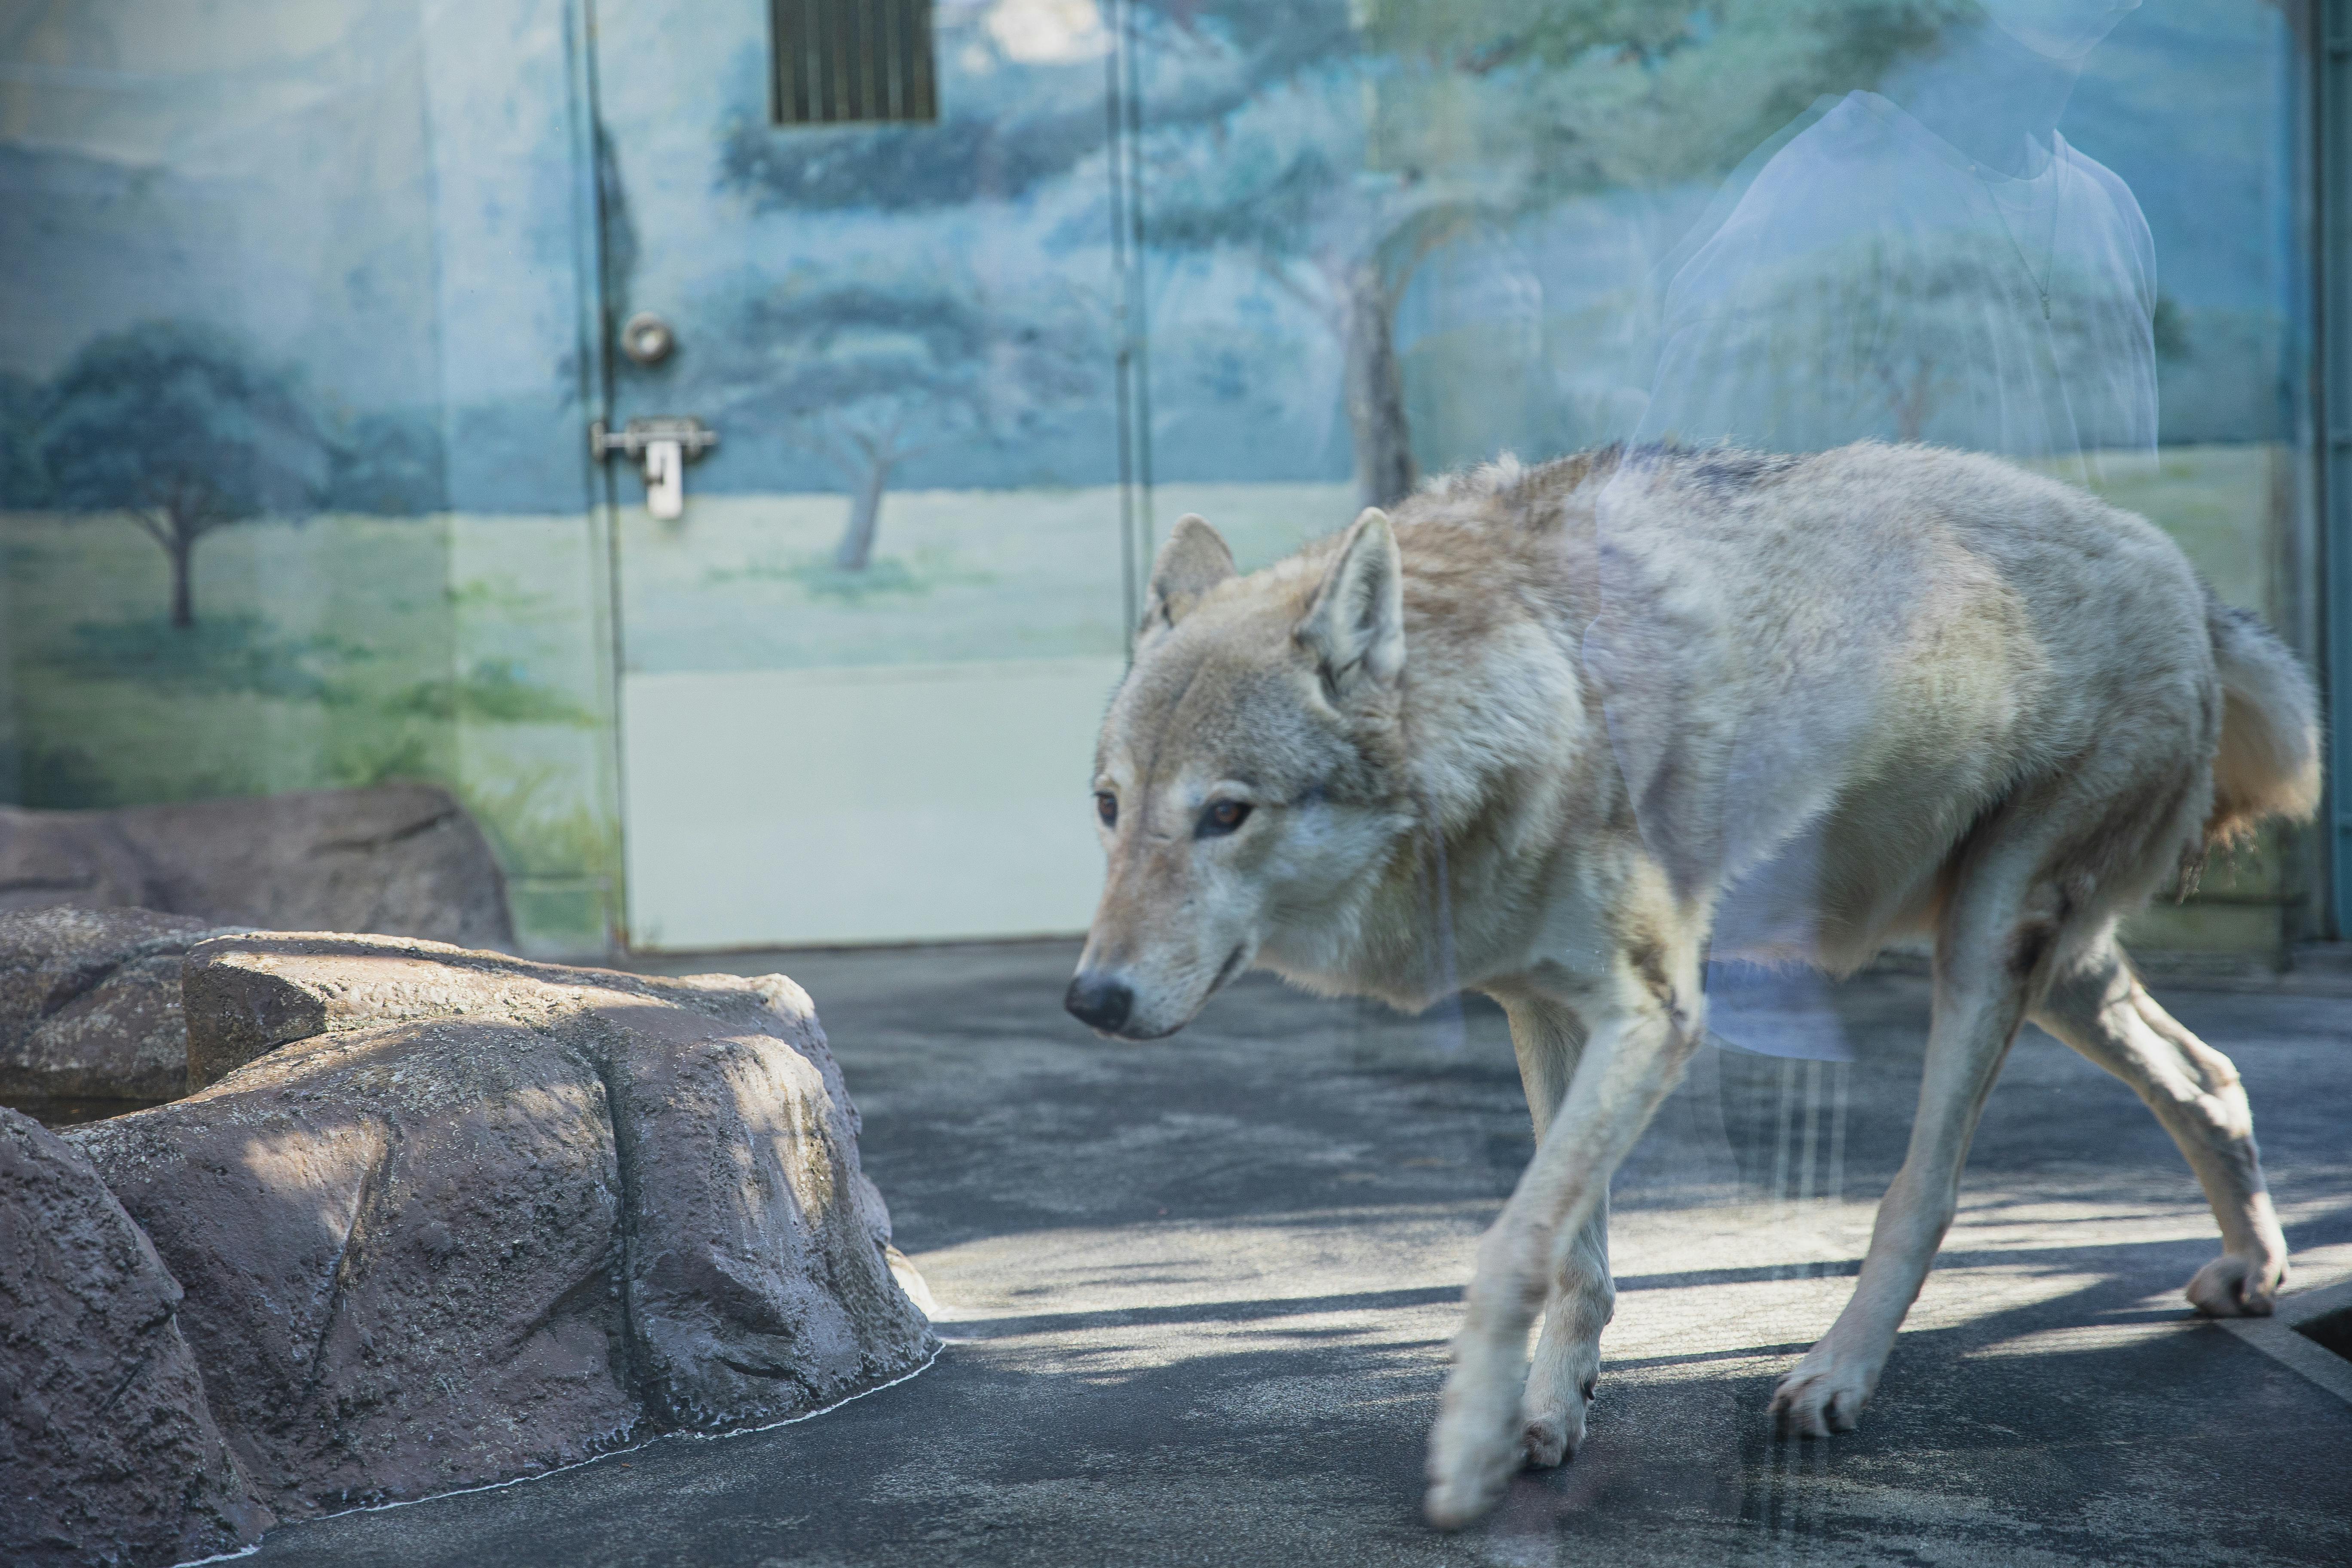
top-left (1498, 995), bottom-right (1616, 1469)
top-left (1771, 852), bottom-right (2058, 1439)
top-left (2031, 934), bottom-right (2288, 1315)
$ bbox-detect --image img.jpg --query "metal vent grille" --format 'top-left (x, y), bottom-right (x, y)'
top-left (770, 0), bottom-right (938, 126)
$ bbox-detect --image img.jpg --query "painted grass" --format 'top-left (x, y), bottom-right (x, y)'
top-left (0, 443), bottom-right (2300, 953)
top-left (616, 480), bottom-right (1358, 675)
top-left (0, 508), bottom-right (619, 952)
top-left (2028, 444), bottom-right (2285, 619)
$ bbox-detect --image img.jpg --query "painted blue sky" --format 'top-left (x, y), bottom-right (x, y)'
top-left (0, 0), bottom-right (2306, 508)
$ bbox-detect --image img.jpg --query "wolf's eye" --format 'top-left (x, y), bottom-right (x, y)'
top-left (1095, 791), bottom-right (1118, 828)
top-left (1199, 800), bottom-right (1253, 837)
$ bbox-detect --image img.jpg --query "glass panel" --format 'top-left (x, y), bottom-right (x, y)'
top-left (0, 0), bottom-right (623, 956)
top-left (1094, 0), bottom-right (2324, 1531)
top-left (1125, 0), bottom-right (2317, 960)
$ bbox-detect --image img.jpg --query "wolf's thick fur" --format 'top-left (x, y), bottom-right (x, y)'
top-left (1067, 441), bottom-right (2321, 1530)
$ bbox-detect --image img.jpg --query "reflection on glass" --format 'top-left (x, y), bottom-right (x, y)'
top-left (1642, 1), bottom-right (2152, 478)
top-left (1614, 3), bottom-right (2152, 1062)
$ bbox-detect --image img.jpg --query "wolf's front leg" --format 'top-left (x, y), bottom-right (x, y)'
top-left (1427, 961), bottom-right (1700, 1530)
top-left (1521, 1200), bottom-right (1612, 1467)
top-left (1496, 993), bottom-right (1615, 1469)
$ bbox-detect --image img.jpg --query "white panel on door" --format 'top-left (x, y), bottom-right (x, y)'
top-left (621, 658), bottom-right (1123, 949)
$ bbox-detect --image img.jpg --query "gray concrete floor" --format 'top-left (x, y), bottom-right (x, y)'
top-left (236, 942), bottom-right (2352, 1568)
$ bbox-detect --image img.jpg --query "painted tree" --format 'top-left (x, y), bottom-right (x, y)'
top-left (718, 2), bottom-right (1971, 505)
top-left (39, 322), bottom-right (327, 627)
top-left (717, 3), bottom-right (1351, 213)
top-left (1138, 66), bottom-right (1501, 506)
top-left (325, 409), bottom-right (448, 514)
top-left (1142, 0), bottom-right (1974, 503)
top-left (714, 3), bottom-right (1368, 482)
top-left (725, 281), bottom-right (1094, 570)
top-left (0, 371), bottom-right (48, 508)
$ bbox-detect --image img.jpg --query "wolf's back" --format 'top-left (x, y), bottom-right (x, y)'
top-left (2203, 584), bottom-right (2322, 846)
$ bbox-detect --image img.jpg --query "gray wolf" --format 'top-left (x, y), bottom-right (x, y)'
top-left (1063, 441), bottom-right (2321, 1529)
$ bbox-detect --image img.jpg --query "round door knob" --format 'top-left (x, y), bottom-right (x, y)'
top-left (621, 312), bottom-right (676, 366)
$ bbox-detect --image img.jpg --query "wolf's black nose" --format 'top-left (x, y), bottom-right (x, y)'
top-left (1064, 972), bottom-right (1133, 1032)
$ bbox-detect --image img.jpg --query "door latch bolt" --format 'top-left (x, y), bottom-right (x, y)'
top-left (591, 416), bottom-right (718, 521)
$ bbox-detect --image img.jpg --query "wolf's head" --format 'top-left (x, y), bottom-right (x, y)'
top-left (1066, 508), bottom-right (1417, 1040)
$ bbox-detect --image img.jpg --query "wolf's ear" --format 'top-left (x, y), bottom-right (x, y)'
top-left (1297, 506), bottom-right (1404, 701)
top-left (1141, 514), bottom-right (1235, 634)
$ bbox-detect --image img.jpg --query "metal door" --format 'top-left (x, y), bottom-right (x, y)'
top-left (586, 2), bottom-right (1132, 949)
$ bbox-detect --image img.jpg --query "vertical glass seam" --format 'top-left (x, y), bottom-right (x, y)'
top-left (2322, 0), bottom-right (2352, 936)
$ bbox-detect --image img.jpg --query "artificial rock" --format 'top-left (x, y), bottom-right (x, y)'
top-left (65, 934), bottom-right (934, 1516)
top-left (0, 1106), bottom-right (273, 1565)
top-left (0, 784), bottom-right (514, 949)
top-left (0, 905), bottom-right (244, 1103)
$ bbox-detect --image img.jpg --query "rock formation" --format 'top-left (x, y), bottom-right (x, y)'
top-left (0, 784), bottom-right (514, 949)
top-left (0, 1106), bottom-right (273, 1566)
top-left (0, 906), bottom-right (245, 1104)
top-left (65, 933), bottom-right (936, 1517)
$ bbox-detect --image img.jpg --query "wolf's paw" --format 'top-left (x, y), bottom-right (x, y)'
top-left (1519, 1414), bottom-right (1571, 1470)
top-left (2186, 1250), bottom-right (2287, 1317)
top-left (1518, 1376), bottom-right (1594, 1469)
top-left (1423, 1384), bottom-right (1521, 1530)
top-left (1770, 1345), bottom-right (1877, 1439)
top-left (1423, 1455), bottom-right (1513, 1532)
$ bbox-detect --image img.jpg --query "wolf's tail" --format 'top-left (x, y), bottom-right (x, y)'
top-left (2203, 584), bottom-right (2323, 847)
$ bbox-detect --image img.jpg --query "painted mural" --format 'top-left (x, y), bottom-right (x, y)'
top-left (0, 0), bottom-right (2314, 952)
top-left (0, 0), bottom-right (611, 947)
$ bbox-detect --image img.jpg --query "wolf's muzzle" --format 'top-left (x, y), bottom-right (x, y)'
top-left (1064, 971), bottom-right (1134, 1034)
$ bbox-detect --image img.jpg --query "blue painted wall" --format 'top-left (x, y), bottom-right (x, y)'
top-left (0, 0), bottom-right (2322, 949)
